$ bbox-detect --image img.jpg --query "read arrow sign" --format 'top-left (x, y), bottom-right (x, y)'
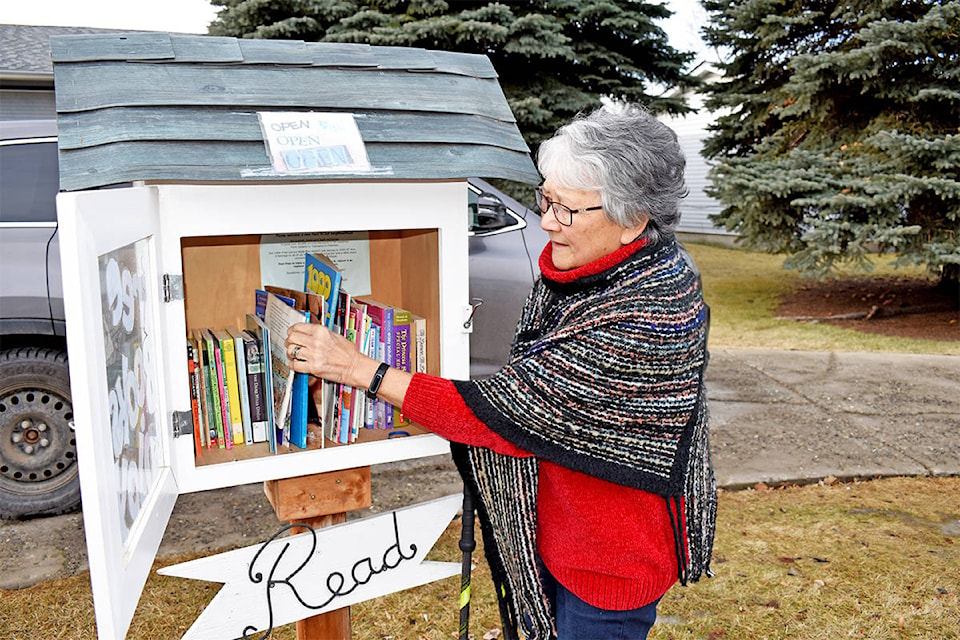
top-left (159, 494), bottom-right (462, 639)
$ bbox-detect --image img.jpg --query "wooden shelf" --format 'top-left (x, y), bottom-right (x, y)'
top-left (194, 423), bottom-right (431, 466)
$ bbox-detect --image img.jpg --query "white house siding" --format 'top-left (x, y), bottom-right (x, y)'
top-left (662, 107), bottom-right (735, 238)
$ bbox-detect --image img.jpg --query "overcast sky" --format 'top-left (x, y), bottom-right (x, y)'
top-left (0, 0), bottom-right (714, 62)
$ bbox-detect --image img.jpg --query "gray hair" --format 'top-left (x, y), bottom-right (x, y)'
top-left (536, 102), bottom-right (687, 245)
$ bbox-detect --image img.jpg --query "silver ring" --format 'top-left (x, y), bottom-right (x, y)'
top-left (292, 345), bottom-right (302, 360)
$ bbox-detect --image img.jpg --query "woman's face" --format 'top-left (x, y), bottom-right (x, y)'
top-left (539, 177), bottom-right (647, 270)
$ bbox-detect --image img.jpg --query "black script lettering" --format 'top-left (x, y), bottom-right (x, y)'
top-left (241, 512), bottom-right (419, 639)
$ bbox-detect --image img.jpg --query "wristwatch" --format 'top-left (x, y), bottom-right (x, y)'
top-left (366, 362), bottom-right (390, 400)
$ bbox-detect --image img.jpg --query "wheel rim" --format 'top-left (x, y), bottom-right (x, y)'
top-left (0, 387), bottom-right (77, 495)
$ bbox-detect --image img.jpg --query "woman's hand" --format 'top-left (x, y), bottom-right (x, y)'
top-left (285, 322), bottom-right (367, 388)
top-left (285, 322), bottom-right (415, 408)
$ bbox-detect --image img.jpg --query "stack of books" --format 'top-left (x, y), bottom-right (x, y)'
top-left (185, 252), bottom-right (426, 456)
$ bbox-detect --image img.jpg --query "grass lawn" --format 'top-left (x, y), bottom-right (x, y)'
top-left (685, 242), bottom-right (958, 356)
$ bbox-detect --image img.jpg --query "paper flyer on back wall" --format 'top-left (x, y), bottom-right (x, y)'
top-left (259, 231), bottom-right (371, 296)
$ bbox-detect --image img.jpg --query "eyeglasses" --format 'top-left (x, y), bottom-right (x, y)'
top-left (534, 187), bottom-right (603, 226)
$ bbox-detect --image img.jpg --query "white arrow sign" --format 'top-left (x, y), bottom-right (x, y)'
top-left (158, 494), bottom-right (462, 639)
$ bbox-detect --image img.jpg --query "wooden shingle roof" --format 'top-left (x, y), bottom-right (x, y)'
top-left (50, 32), bottom-right (538, 191)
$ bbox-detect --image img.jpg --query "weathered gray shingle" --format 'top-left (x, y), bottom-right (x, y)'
top-left (50, 32), bottom-right (538, 191)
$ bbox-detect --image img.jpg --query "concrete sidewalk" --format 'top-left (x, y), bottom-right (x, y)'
top-left (706, 349), bottom-right (960, 488)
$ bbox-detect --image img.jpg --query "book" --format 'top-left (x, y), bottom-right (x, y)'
top-left (263, 292), bottom-right (309, 449)
top-left (304, 252), bottom-right (342, 329)
top-left (214, 328), bottom-right (245, 446)
top-left (240, 329), bottom-right (269, 443)
top-left (264, 285), bottom-right (327, 326)
top-left (193, 329), bottom-right (218, 449)
top-left (364, 323), bottom-right (379, 429)
top-left (360, 298), bottom-right (393, 429)
top-left (338, 385), bottom-right (353, 444)
top-left (186, 339), bottom-right (203, 457)
top-left (390, 306), bottom-right (413, 427)
top-left (341, 304), bottom-right (361, 443)
top-left (352, 306), bottom-right (372, 441)
top-left (227, 327), bottom-right (255, 445)
top-left (265, 285), bottom-right (325, 447)
top-left (213, 329), bottom-right (234, 449)
top-left (246, 314), bottom-right (277, 453)
top-left (187, 333), bottom-right (209, 450)
top-left (411, 311), bottom-right (427, 374)
top-left (201, 329), bottom-right (228, 449)
top-left (328, 288), bottom-right (352, 438)
top-left (255, 288), bottom-right (296, 319)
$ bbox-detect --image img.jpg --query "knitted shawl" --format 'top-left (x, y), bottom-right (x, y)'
top-left (451, 237), bottom-right (717, 640)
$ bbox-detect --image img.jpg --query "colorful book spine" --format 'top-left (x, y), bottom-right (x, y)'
top-left (214, 333), bottom-right (234, 449)
top-left (364, 324), bottom-right (378, 429)
top-left (411, 312), bottom-right (427, 374)
top-left (193, 335), bottom-right (211, 449)
top-left (341, 313), bottom-right (358, 444)
top-left (352, 312), bottom-right (372, 441)
top-left (186, 340), bottom-right (203, 457)
top-left (255, 289), bottom-right (268, 318)
top-left (194, 329), bottom-right (218, 449)
top-left (338, 386), bottom-right (352, 444)
top-left (242, 329), bottom-right (269, 443)
top-left (215, 329), bottom-right (245, 446)
top-left (391, 307), bottom-right (413, 426)
top-left (364, 301), bottom-right (394, 429)
top-left (246, 314), bottom-right (276, 453)
top-left (202, 329), bottom-right (228, 449)
top-left (228, 327), bottom-right (254, 445)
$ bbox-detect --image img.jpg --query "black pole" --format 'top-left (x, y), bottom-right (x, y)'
top-left (458, 486), bottom-right (476, 640)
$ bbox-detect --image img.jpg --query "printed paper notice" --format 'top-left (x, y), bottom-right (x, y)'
top-left (260, 232), bottom-right (372, 297)
top-left (258, 112), bottom-right (371, 174)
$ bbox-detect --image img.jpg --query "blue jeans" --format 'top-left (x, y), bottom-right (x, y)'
top-left (540, 564), bottom-right (659, 640)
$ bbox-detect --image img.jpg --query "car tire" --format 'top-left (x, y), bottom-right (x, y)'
top-left (0, 347), bottom-right (80, 519)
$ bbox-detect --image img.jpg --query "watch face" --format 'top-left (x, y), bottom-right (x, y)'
top-left (367, 362), bottom-right (389, 399)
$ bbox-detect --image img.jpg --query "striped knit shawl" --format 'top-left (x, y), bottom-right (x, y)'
top-left (452, 237), bottom-right (717, 640)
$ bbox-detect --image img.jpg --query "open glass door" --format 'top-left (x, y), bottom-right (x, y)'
top-left (57, 187), bottom-right (178, 639)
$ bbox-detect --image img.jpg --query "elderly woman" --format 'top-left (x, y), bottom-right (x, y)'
top-left (287, 102), bottom-right (716, 640)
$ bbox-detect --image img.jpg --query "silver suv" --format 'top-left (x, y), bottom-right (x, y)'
top-left (0, 119), bottom-right (79, 519)
top-left (0, 119), bottom-right (545, 519)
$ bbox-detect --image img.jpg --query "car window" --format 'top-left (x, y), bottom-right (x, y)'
top-left (0, 140), bottom-right (60, 223)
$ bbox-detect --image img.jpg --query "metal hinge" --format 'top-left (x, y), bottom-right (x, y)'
top-left (172, 410), bottom-right (194, 437)
top-left (163, 274), bottom-right (184, 302)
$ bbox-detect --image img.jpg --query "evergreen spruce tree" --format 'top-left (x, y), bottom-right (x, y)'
top-left (702, 0), bottom-right (960, 289)
top-left (208, 0), bottom-right (698, 149)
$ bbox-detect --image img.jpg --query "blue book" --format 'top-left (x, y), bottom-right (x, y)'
top-left (304, 252), bottom-right (342, 330)
top-left (263, 293), bottom-right (311, 450)
top-left (255, 288), bottom-right (294, 319)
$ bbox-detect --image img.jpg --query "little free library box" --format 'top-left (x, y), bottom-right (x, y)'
top-left (51, 32), bottom-right (537, 639)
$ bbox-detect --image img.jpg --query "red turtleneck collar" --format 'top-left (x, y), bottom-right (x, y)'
top-left (538, 238), bottom-right (649, 284)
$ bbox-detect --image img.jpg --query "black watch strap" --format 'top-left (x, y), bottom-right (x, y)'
top-left (366, 362), bottom-right (390, 400)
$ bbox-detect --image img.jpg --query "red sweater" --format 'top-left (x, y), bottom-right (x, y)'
top-left (402, 373), bottom-right (679, 610)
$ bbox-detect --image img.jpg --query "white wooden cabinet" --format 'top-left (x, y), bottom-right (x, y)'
top-left (57, 179), bottom-right (471, 638)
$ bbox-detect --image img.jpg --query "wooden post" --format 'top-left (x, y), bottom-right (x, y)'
top-left (264, 467), bottom-right (372, 640)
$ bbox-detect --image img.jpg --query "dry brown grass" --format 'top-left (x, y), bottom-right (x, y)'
top-left (684, 243), bottom-right (960, 356)
top-left (2, 476), bottom-right (957, 639)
